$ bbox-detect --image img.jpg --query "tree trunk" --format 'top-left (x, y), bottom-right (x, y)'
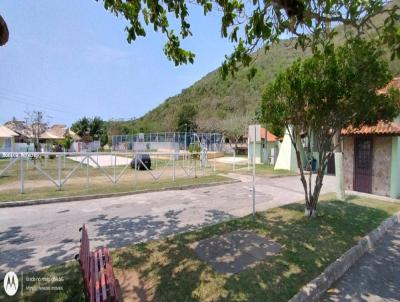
top-left (295, 149), bottom-right (310, 207)
top-left (304, 207), bottom-right (317, 217)
top-left (287, 126), bottom-right (324, 218)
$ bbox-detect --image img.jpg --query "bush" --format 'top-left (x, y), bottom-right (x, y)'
top-left (188, 142), bottom-right (201, 153)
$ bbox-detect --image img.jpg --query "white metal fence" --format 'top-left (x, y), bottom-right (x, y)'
top-left (0, 151), bottom-right (252, 195)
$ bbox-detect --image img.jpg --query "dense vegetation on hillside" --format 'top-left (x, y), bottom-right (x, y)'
top-left (111, 41), bottom-right (310, 135)
top-left (106, 1), bottom-right (400, 137)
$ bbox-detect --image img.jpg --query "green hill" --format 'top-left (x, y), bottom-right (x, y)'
top-left (114, 41), bottom-right (310, 134)
top-left (113, 2), bottom-right (400, 135)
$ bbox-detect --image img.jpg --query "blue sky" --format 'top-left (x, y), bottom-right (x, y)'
top-left (0, 0), bottom-right (235, 126)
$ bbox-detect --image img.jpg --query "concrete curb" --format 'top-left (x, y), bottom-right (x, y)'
top-left (268, 173), bottom-right (299, 179)
top-left (289, 210), bottom-right (400, 302)
top-left (0, 179), bottom-right (240, 208)
top-left (346, 190), bottom-right (400, 203)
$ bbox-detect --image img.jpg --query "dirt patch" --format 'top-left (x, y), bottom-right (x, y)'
top-left (115, 268), bottom-right (154, 302)
top-left (190, 230), bottom-right (281, 274)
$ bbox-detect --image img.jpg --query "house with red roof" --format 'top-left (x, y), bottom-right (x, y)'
top-left (341, 77), bottom-right (400, 199)
top-left (248, 125), bottom-right (280, 165)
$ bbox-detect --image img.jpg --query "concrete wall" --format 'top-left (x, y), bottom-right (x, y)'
top-left (14, 143), bottom-right (34, 152)
top-left (274, 127), bottom-right (301, 172)
top-left (267, 142), bottom-right (280, 165)
top-left (248, 141), bottom-right (263, 164)
top-left (0, 137), bottom-right (15, 152)
top-left (390, 136), bottom-right (400, 198)
top-left (372, 137), bottom-right (392, 196)
top-left (343, 137), bottom-right (354, 191)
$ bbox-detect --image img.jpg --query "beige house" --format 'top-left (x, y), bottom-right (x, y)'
top-left (0, 125), bottom-right (18, 152)
top-left (39, 124), bottom-right (81, 151)
top-left (40, 124), bottom-right (80, 142)
top-left (4, 120), bottom-right (35, 143)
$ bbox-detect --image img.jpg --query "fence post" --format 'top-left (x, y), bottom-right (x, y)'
top-left (134, 155), bottom-right (137, 186)
top-left (183, 148), bottom-right (185, 169)
top-left (20, 156), bottom-right (24, 194)
top-left (86, 155), bottom-right (90, 188)
top-left (194, 154), bottom-right (197, 178)
top-left (233, 149), bottom-right (236, 171)
top-left (202, 152), bottom-right (205, 177)
top-left (58, 155), bottom-right (62, 190)
top-left (113, 153), bottom-right (116, 184)
top-left (173, 153), bottom-right (176, 181)
top-left (213, 154), bottom-right (216, 173)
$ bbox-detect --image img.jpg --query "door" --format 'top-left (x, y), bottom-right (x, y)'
top-left (327, 155), bottom-right (335, 175)
top-left (354, 137), bottom-right (373, 193)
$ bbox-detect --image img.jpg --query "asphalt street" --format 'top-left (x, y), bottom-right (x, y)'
top-left (0, 174), bottom-right (335, 277)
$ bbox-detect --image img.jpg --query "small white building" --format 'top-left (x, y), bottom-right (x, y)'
top-left (0, 125), bottom-right (18, 152)
top-left (248, 125), bottom-right (280, 165)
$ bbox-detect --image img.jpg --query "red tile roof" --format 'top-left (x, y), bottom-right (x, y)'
top-left (341, 121), bottom-right (400, 136)
top-left (260, 127), bottom-right (279, 141)
top-left (342, 77), bottom-right (400, 136)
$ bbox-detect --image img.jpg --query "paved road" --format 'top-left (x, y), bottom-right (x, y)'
top-left (322, 224), bottom-right (400, 302)
top-left (0, 174), bottom-right (335, 277)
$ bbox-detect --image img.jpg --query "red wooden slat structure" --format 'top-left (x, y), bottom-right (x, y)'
top-left (76, 224), bottom-right (119, 302)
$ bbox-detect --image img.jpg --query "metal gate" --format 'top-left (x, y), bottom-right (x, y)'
top-left (354, 137), bottom-right (373, 193)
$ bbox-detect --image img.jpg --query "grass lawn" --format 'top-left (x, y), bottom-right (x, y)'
top-left (0, 156), bottom-right (205, 185)
top-left (0, 174), bottom-right (231, 202)
top-left (3, 195), bottom-right (400, 302)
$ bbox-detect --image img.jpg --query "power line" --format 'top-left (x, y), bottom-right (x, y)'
top-left (0, 87), bottom-right (82, 112)
top-left (0, 93), bottom-right (81, 116)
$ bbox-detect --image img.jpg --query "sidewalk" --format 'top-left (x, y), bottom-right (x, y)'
top-left (322, 224), bottom-right (400, 301)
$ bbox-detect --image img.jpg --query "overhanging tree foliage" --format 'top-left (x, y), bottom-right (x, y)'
top-left (97, 0), bottom-right (400, 77)
top-left (261, 38), bottom-right (400, 216)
